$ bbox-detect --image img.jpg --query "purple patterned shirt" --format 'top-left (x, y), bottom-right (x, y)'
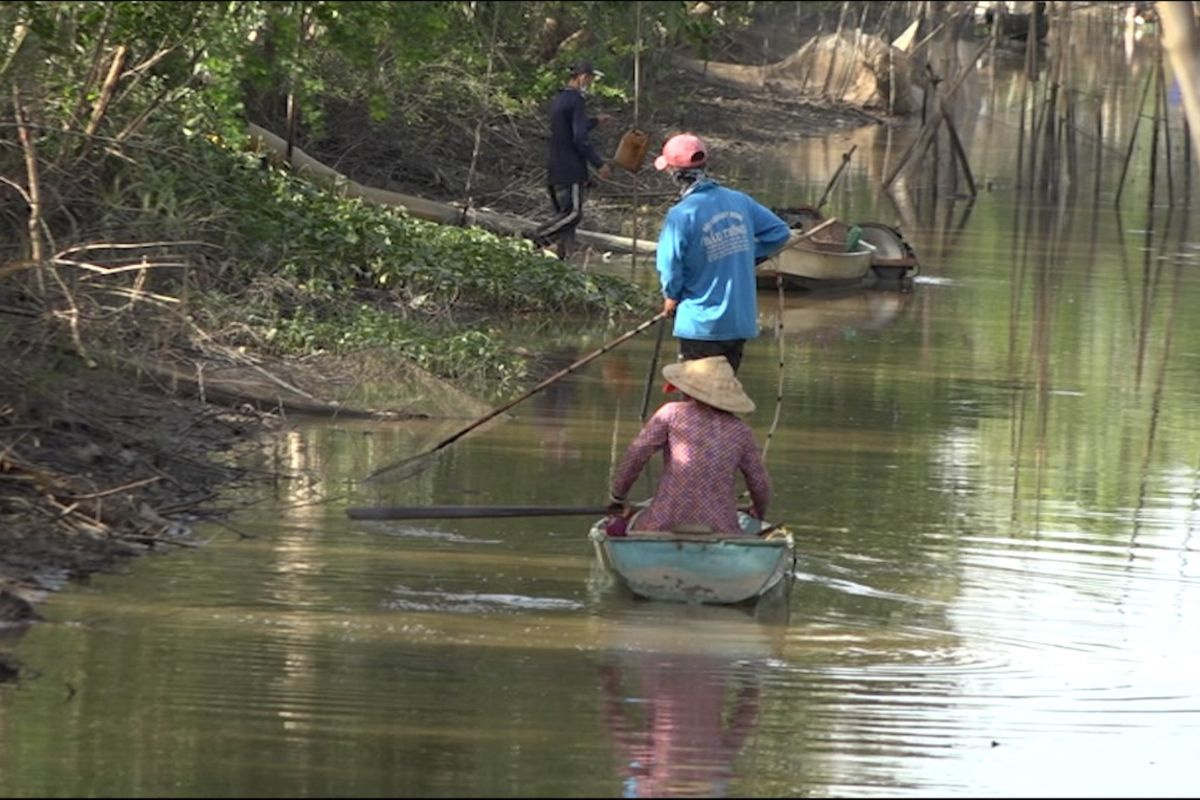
top-left (611, 399), bottom-right (771, 534)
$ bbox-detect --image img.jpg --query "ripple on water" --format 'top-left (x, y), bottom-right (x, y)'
top-left (358, 521), bottom-right (502, 544)
top-left (383, 585), bottom-right (584, 613)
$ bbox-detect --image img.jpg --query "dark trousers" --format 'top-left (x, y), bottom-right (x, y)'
top-left (678, 338), bottom-right (746, 373)
top-left (530, 182), bottom-right (587, 259)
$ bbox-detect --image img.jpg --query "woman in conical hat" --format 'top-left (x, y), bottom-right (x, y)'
top-left (608, 356), bottom-right (770, 535)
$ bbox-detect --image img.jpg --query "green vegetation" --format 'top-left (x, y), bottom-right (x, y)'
top-left (108, 136), bottom-right (652, 389)
top-left (0, 1), bottom-right (770, 391)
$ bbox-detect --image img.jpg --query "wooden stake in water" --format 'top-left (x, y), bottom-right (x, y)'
top-left (1116, 68), bottom-right (1156, 206)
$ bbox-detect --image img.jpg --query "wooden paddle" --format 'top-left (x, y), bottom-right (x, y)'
top-left (347, 505), bottom-right (611, 520)
top-left (363, 311), bottom-right (671, 482)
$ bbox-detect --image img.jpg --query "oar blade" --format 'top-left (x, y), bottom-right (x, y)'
top-left (346, 505), bottom-right (611, 520)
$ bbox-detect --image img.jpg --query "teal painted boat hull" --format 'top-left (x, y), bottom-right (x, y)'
top-left (588, 515), bottom-right (795, 605)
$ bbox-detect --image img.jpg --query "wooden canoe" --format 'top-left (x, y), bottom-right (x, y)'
top-left (764, 205), bottom-right (920, 291)
top-left (588, 513), bottom-right (795, 605)
top-left (757, 240), bottom-right (875, 290)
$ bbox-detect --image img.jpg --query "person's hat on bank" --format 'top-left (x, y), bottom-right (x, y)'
top-left (568, 59), bottom-right (603, 79)
top-left (661, 356), bottom-right (755, 414)
top-left (655, 132), bottom-right (708, 171)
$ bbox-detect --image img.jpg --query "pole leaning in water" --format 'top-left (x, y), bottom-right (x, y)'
top-left (363, 311), bottom-right (670, 481)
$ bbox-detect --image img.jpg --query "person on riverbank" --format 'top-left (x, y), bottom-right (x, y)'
top-left (606, 356), bottom-right (770, 535)
top-left (653, 133), bottom-right (790, 373)
top-left (528, 60), bottom-right (613, 260)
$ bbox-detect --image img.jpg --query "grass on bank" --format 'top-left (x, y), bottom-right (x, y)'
top-left (47, 131), bottom-right (658, 396)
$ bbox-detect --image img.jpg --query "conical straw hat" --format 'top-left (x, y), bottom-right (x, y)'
top-left (661, 356), bottom-right (755, 414)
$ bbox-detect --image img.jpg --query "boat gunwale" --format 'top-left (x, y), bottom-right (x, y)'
top-left (587, 520), bottom-right (796, 604)
top-left (601, 532), bottom-right (792, 546)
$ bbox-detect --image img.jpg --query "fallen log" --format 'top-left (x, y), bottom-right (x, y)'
top-left (246, 123), bottom-right (656, 256)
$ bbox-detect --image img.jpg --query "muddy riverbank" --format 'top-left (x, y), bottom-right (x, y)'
top-left (0, 41), bottom-right (886, 675)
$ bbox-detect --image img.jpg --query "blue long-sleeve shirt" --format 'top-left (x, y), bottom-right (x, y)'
top-left (546, 87), bottom-right (604, 186)
top-left (656, 179), bottom-right (790, 341)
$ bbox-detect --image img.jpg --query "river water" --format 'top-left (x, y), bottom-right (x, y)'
top-left (5, 19), bottom-right (1200, 799)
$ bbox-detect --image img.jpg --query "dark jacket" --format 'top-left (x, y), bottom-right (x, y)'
top-left (546, 87), bottom-right (604, 186)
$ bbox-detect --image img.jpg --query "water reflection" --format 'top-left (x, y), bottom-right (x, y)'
top-left (595, 602), bottom-right (785, 798)
top-left (530, 348), bottom-right (585, 464)
top-left (758, 287), bottom-right (912, 342)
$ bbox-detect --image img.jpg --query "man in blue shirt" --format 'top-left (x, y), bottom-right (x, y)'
top-left (654, 133), bottom-right (790, 373)
top-left (529, 60), bottom-right (612, 260)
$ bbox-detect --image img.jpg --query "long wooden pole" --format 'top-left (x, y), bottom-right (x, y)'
top-left (941, 109), bottom-right (976, 196)
top-left (816, 145), bottom-right (857, 210)
top-left (638, 321), bottom-right (666, 422)
top-left (364, 311), bottom-right (670, 481)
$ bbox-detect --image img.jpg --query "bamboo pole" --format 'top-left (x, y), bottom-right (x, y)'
top-left (1156, 42), bottom-right (1175, 205)
top-left (931, 61), bottom-right (942, 201)
top-left (1065, 90), bottom-right (1078, 200)
top-left (1040, 82), bottom-right (1058, 194)
top-left (1185, 116), bottom-right (1193, 205)
top-left (882, 39), bottom-right (989, 189)
top-left (1016, 58), bottom-right (1029, 189)
top-left (1115, 67), bottom-right (1155, 206)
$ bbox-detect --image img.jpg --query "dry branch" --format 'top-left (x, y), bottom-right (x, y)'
top-left (11, 85), bottom-right (44, 266)
top-left (85, 45), bottom-right (128, 138)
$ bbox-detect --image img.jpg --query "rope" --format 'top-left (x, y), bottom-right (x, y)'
top-left (760, 271), bottom-right (786, 462)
